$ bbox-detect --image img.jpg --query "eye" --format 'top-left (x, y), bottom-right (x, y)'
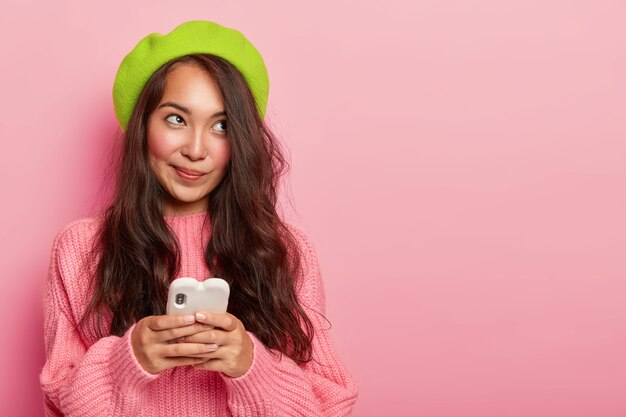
top-left (213, 120), bottom-right (228, 133)
top-left (165, 114), bottom-right (185, 126)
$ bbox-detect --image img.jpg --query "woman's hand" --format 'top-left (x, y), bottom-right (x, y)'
top-left (131, 314), bottom-right (219, 375)
top-left (181, 311), bottom-right (254, 378)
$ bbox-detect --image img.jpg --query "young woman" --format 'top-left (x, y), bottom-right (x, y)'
top-left (39, 20), bottom-right (358, 416)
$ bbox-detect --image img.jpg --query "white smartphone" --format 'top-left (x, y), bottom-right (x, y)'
top-left (166, 277), bottom-right (230, 318)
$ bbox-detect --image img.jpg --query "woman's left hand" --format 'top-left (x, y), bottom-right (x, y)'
top-left (181, 311), bottom-right (253, 378)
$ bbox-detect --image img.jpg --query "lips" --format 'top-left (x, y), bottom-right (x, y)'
top-left (173, 166), bottom-right (205, 176)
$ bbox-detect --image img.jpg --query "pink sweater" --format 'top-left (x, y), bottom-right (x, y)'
top-left (39, 211), bottom-right (358, 416)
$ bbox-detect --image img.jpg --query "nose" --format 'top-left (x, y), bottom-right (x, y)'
top-left (181, 128), bottom-right (208, 161)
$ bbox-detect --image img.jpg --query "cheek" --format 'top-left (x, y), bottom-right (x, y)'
top-left (147, 133), bottom-right (175, 161)
top-left (146, 120), bottom-right (178, 161)
top-left (211, 141), bottom-right (231, 168)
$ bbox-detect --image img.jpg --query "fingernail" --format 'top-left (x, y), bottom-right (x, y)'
top-left (196, 312), bottom-right (206, 320)
top-left (205, 343), bottom-right (218, 350)
top-left (184, 315), bottom-right (195, 323)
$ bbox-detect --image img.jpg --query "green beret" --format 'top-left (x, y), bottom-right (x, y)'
top-left (112, 20), bottom-right (269, 132)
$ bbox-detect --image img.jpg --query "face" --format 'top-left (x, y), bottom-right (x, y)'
top-left (146, 63), bottom-right (231, 216)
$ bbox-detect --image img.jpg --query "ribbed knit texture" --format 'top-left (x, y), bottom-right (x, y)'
top-left (39, 211), bottom-right (358, 416)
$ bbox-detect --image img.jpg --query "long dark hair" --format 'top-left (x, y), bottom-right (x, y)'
top-left (80, 53), bottom-right (315, 364)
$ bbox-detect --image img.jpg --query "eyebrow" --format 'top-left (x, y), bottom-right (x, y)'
top-left (157, 101), bottom-right (226, 118)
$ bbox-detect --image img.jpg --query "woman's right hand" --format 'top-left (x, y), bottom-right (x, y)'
top-left (131, 314), bottom-right (219, 375)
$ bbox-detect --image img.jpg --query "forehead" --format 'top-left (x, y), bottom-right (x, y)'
top-left (160, 63), bottom-right (224, 110)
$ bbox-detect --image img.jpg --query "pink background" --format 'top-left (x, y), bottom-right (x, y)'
top-left (1, 1), bottom-right (625, 416)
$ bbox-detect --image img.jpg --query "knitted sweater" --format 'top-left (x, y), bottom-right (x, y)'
top-left (39, 210), bottom-right (358, 416)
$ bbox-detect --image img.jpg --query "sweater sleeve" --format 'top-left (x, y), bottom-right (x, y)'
top-left (220, 225), bottom-right (359, 416)
top-left (39, 223), bottom-right (160, 416)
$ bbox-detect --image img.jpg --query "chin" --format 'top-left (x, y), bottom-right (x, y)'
top-left (172, 189), bottom-right (209, 203)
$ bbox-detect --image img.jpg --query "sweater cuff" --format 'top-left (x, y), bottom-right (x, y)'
top-left (110, 322), bottom-right (160, 394)
top-left (221, 331), bottom-right (281, 405)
